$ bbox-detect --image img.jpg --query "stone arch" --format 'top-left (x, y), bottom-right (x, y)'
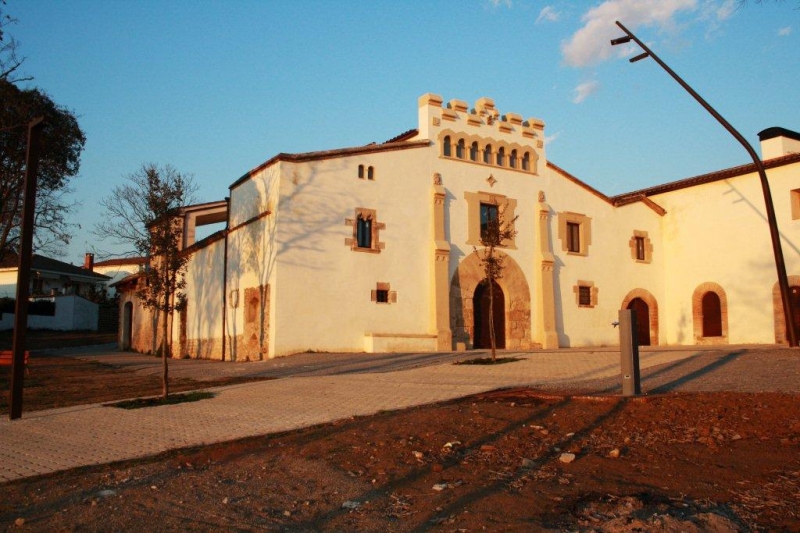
top-left (620, 288), bottom-right (659, 346)
top-left (450, 249), bottom-right (532, 350)
top-left (772, 275), bottom-right (800, 344)
top-left (692, 282), bottom-right (728, 344)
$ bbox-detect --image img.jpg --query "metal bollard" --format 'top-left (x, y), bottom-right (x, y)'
top-left (617, 309), bottom-right (641, 396)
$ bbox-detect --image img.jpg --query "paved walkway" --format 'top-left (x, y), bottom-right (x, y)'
top-left (1, 345), bottom-right (798, 483)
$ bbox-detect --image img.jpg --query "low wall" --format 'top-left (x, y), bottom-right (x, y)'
top-left (364, 333), bottom-right (438, 353)
top-left (0, 296), bottom-right (99, 331)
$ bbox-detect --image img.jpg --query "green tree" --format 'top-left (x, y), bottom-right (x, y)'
top-left (0, 80), bottom-right (85, 260)
top-left (98, 164), bottom-right (195, 398)
top-left (474, 203), bottom-right (518, 362)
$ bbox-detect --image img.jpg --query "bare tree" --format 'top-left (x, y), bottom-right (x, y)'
top-left (0, 3), bottom-right (32, 83)
top-left (97, 164), bottom-right (196, 398)
top-left (474, 203), bottom-right (518, 362)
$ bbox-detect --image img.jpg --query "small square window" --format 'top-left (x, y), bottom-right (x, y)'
top-left (574, 281), bottom-right (597, 308)
top-left (372, 282), bottom-right (395, 304)
top-left (578, 286), bottom-right (591, 306)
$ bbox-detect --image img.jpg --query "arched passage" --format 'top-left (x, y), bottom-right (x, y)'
top-left (473, 280), bottom-right (505, 349)
top-left (773, 275), bottom-right (800, 344)
top-left (620, 289), bottom-right (659, 346)
top-left (450, 249), bottom-right (532, 350)
top-left (692, 282), bottom-right (728, 344)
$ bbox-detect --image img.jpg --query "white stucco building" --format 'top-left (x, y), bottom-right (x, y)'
top-left (116, 94), bottom-right (800, 360)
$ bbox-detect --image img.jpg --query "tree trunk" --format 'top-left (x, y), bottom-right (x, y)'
top-left (488, 267), bottom-right (496, 363)
top-left (161, 292), bottom-right (170, 399)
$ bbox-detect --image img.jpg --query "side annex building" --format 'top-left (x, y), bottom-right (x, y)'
top-left (115, 94), bottom-right (800, 360)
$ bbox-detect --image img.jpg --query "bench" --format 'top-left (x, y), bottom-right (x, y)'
top-left (0, 350), bottom-right (30, 374)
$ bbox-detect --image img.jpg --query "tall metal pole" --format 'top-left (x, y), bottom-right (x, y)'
top-left (612, 21), bottom-right (798, 347)
top-left (9, 116), bottom-right (45, 420)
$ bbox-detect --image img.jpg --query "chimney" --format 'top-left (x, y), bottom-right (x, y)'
top-left (84, 252), bottom-right (94, 271)
top-left (758, 127), bottom-right (800, 160)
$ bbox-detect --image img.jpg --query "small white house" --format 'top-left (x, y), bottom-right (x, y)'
top-left (116, 94), bottom-right (800, 360)
top-left (0, 253), bottom-right (111, 331)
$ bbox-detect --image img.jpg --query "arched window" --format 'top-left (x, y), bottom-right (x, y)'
top-left (483, 144), bottom-right (492, 164)
top-left (702, 292), bottom-right (722, 337)
top-left (509, 149), bottom-right (518, 169)
top-left (367, 166), bottom-right (374, 180)
top-left (470, 142), bottom-right (479, 161)
top-left (357, 164), bottom-right (364, 179)
top-left (443, 136), bottom-right (452, 157)
top-left (496, 147), bottom-right (505, 166)
top-left (356, 214), bottom-right (372, 249)
top-left (521, 152), bottom-right (530, 171)
top-left (456, 139), bottom-right (466, 159)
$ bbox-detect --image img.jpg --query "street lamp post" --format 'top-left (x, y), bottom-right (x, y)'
top-left (611, 20), bottom-right (798, 348)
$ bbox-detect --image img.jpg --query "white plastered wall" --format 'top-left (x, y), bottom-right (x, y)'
top-left (182, 237), bottom-right (226, 357)
top-left (269, 151), bottom-right (434, 356)
top-left (652, 163), bottom-right (800, 345)
top-left (540, 168), bottom-right (665, 347)
top-left (226, 164), bottom-right (281, 359)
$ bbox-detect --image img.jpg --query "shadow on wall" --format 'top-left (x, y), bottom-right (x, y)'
top-left (226, 157), bottom-right (356, 360)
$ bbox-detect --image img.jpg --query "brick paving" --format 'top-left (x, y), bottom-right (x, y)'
top-left (1, 345), bottom-right (798, 483)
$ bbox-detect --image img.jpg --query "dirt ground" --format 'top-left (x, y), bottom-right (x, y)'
top-left (1, 351), bottom-right (799, 531)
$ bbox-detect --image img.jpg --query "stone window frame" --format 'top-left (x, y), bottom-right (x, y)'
top-left (464, 191), bottom-right (517, 249)
top-left (344, 208), bottom-right (385, 253)
top-left (791, 188), bottom-right (800, 220)
top-left (557, 212), bottom-right (592, 256)
top-left (629, 230), bottom-right (653, 263)
top-left (371, 282), bottom-right (397, 304)
top-left (574, 280), bottom-right (598, 308)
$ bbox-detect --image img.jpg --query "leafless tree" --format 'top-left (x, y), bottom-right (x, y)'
top-left (474, 203), bottom-right (518, 362)
top-left (97, 164), bottom-right (196, 398)
top-left (0, 3), bottom-right (32, 83)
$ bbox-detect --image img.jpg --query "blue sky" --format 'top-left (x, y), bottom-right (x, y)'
top-left (6, 0), bottom-right (799, 262)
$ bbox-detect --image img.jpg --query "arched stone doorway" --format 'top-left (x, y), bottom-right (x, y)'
top-left (772, 275), bottom-right (800, 344)
top-left (473, 280), bottom-right (505, 349)
top-left (621, 289), bottom-right (659, 346)
top-left (692, 282), bottom-right (728, 344)
top-left (450, 249), bottom-right (532, 350)
top-left (122, 301), bottom-right (133, 350)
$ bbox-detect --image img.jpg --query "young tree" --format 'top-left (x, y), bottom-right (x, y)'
top-left (474, 203), bottom-right (518, 362)
top-left (97, 164), bottom-right (196, 398)
top-left (0, 79), bottom-right (85, 259)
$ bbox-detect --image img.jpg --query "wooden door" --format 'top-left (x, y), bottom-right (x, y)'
top-left (701, 292), bottom-right (722, 337)
top-left (627, 297), bottom-right (651, 346)
top-left (473, 280), bottom-right (505, 349)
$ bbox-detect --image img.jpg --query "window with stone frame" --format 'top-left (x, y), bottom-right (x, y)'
top-left (345, 208), bottom-right (385, 253)
top-left (629, 230), bottom-right (653, 263)
top-left (464, 191), bottom-right (518, 248)
top-left (574, 280), bottom-right (598, 308)
top-left (371, 282), bottom-right (397, 304)
top-left (480, 202), bottom-right (499, 241)
top-left (558, 212), bottom-right (592, 256)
